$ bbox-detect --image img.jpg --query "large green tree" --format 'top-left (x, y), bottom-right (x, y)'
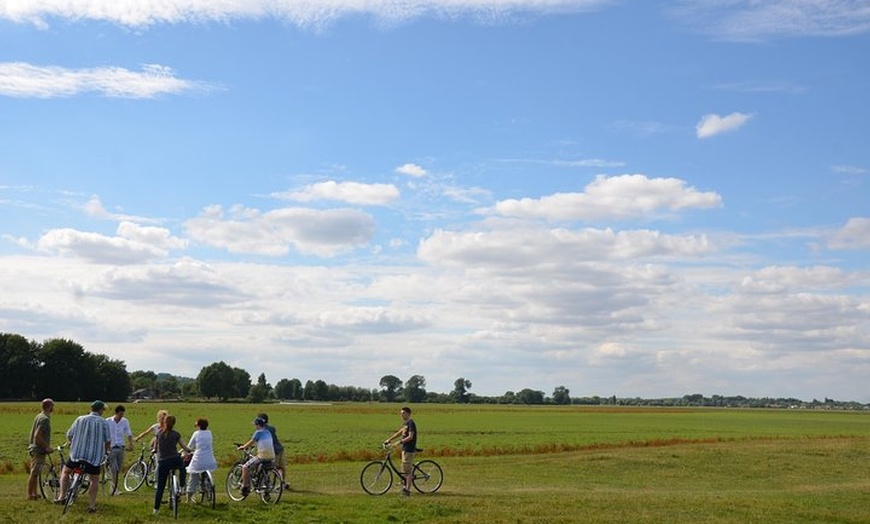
top-left (404, 375), bottom-right (427, 403)
top-left (196, 361), bottom-right (236, 401)
top-left (0, 333), bottom-right (39, 399)
top-left (379, 375), bottom-right (403, 402)
top-left (451, 377), bottom-right (472, 404)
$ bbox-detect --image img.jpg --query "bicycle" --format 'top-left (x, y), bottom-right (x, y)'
top-left (360, 443), bottom-right (443, 495)
top-left (189, 470), bottom-right (216, 508)
top-left (167, 465), bottom-right (184, 519)
top-left (226, 443), bottom-right (283, 504)
top-left (123, 444), bottom-right (157, 491)
top-left (61, 456), bottom-right (104, 514)
top-left (36, 444), bottom-right (86, 501)
top-left (97, 456), bottom-right (118, 496)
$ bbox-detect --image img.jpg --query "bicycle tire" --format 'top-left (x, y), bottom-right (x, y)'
top-left (259, 468), bottom-right (283, 504)
top-left (63, 472), bottom-right (81, 514)
top-left (226, 464), bottom-right (246, 501)
top-left (170, 473), bottom-right (179, 519)
top-left (360, 461), bottom-right (393, 495)
top-left (99, 465), bottom-right (112, 496)
top-left (123, 461), bottom-right (147, 492)
top-left (145, 456), bottom-right (157, 488)
top-left (38, 463), bottom-right (60, 501)
top-left (197, 471), bottom-right (216, 509)
top-left (412, 460), bottom-right (443, 493)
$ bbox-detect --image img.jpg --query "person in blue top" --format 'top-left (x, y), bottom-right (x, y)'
top-left (59, 400), bottom-right (111, 513)
top-left (384, 406), bottom-right (417, 497)
top-left (237, 417), bottom-right (274, 496)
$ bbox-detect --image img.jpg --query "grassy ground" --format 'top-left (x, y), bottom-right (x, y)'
top-left (1, 403), bottom-right (869, 522)
top-left (1, 435), bottom-right (869, 523)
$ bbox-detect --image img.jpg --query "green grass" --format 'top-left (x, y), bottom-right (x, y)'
top-left (1, 402), bottom-right (869, 523)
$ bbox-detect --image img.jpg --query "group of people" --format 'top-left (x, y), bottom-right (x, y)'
top-left (27, 398), bottom-right (420, 512)
top-left (25, 399), bottom-right (289, 514)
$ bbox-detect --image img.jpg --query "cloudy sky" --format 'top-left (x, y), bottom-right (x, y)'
top-left (1, 0), bottom-right (868, 401)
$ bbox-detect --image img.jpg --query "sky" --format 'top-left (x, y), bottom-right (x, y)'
top-left (1, 0), bottom-right (869, 402)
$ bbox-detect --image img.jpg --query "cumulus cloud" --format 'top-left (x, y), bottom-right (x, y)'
top-left (670, 0), bottom-right (870, 41)
top-left (0, 0), bottom-right (613, 29)
top-left (696, 112), bottom-right (752, 139)
top-left (273, 180), bottom-right (399, 205)
top-left (395, 163), bottom-right (427, 177)
top-left (184, 204), bottom-right (375, 257)
top-left (418, 226), bottom-right (716, 269)
top-left (490, 174), bottom-right (722, 221)
top-left (0, 62), bottom-right (210, 98)
top-left (36, 223), bottom-right (185, 264)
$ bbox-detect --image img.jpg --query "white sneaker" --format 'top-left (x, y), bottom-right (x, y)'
top-left (152, 509), bottom-right (159, 515)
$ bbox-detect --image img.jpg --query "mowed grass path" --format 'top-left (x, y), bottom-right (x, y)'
top-left (0, 402), bottom-right (868, 523)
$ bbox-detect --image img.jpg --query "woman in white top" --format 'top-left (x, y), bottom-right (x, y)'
top-left (186, 417), bottom-right (218, 499)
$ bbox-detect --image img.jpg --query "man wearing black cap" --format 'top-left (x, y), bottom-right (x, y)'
top-left (58, 400), bottom-right (111, 513)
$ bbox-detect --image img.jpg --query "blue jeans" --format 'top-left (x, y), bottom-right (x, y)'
top-left (154, 455), bottom-right (186, 510)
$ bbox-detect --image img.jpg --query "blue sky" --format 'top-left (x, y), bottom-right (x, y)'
top-left (1, 0), bottom-right (868, 401)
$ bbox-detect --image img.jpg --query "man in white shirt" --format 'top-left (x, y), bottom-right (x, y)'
top-left (106, 405), bottom-right (134, 495)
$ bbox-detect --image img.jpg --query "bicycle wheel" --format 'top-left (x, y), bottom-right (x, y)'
top-left (360, 461), bottom-right (392, 495)
top-left (63, 473), bottom-right (81, 514)
top-left (38, 464), bottom-right (60, 501)
top-left (100, 466), bottom-right (112, 496)
top-left (145, 456), bottom-right (157, 488)
top-left (197, 471), bottom-right (216, 509)
top-left (124, 461), bottom-right (147, 492)
top-left (170, 474), bottom-right (179, 519)
top-left (225, 465), bottom-right (246, 501)
top-left (259, 469), bottom-right (283, 504)
top-left (412, 460), bottom-right (443, 494)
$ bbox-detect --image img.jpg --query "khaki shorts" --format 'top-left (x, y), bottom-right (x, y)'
top-left (29, 450), bottom-right (46, 471)
top-left (274, 451), bottom-right (287, 471)
top-left (401, 451), bottom-right (415, 473)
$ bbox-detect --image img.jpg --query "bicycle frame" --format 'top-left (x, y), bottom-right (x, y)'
top-left (360, 443), bottom-right (443, 495)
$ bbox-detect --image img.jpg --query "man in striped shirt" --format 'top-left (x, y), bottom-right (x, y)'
top-left (58, 400), bottom-right (111, 513)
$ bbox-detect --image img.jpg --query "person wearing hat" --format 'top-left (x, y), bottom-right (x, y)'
top-left (236, 417), bottom-right (275, 496)
top-left (57, 400), bottom-right (111, 513)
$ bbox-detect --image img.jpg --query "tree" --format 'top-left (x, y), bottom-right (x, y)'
top-left (196, 361), bottom-right (236, 401)
top-left (404, 375), bottom-right (427, 403)
top-left (91, 354), bottom-right (131, 401)
top-left (0, 333), bottom-right (38, 399)
top-left (379, 375), bottom-right (403, 402)
top-left (451, 377), bottom-right (472, 404)
top-left (247, 373), bottom-right (272, 403)
top-left (517, 388), bottom-right (545, 405)
top-left (552, 386), bottom-right (571, 405)
top-left (232, 367), bottom-right (251, 398)
top-left (37, 338), bottom-right (92, 401)
top-left (303, 380), bottom-right (316, 401)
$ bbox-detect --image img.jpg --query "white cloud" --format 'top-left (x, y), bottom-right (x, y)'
top-left (395, 163), bottom-right (427, 177)
top-left (696, 112), bottom-right (752, 139)
top-left (490, 174), bottom-right (722, 221)
top-left (0, 62), bottom-right (209, 98)
top-left (184, 204), bottom-right (375, 257)
top-left (84, 196), bottom-right (161, 224)
top-left (670, 0), bottom-right (870, 41)
top-left (831, 165), bottom-right (868, 175)
top-left (0, 0), bottom-right (613, 28)
top-left (828, 217), bottom-right (870, 249)
top-left (36, 226), bottom-right (181, 264)
top-left (273, 180), bottom-right (400, 205)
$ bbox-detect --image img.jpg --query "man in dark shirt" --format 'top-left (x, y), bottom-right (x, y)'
top-left (385, 406), bottom-right (417, 496)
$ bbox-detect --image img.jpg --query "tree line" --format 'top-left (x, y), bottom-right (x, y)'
top-left (3, 333), bottom-right (865, 409)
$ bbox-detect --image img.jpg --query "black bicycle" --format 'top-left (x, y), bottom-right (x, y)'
top-left (37, 445), bottom-right (86, 501)
top-left (360, 443), bottom-right (443, 495)
top-left (226, 443), bottom-right (283, 504)
top-left (123, 444), bottom-right (156, 491)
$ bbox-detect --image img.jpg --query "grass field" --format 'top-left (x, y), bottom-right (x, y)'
top-left (1, 402), bottom-right (869, 523)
